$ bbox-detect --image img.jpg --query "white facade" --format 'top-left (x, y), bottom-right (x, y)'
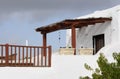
top-left (66, 5), bottom-right (120, 54)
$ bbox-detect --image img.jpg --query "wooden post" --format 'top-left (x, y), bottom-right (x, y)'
top-left (43, 33), bottom-right (47, 56)
top-left (48, 46), bottom-right (52, 67)
top-left (71, 26), bottom-right (76, 55)
top-left (5, 44), bottom-right (9, 65)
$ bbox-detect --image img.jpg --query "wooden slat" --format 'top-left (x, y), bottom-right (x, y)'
top-left (41, 48), bottom-right (43, 66)
top-left (22, 47), bottom-right (24, 64)
top-left (26, 47), bottom-right (28, 64)
top-left (30, 47), bottom-right (32, 64)
top-left (34, 47), bottom-right (36, 66)
top-left (5, 44), bottom-right (9, 65)
top-left (45, 48), bottom-right (47, 66)
top-left (1, 46), bottom-right (3, 63)
top-left (14, 47), bottom-right (16, 64)
top-left (18, 47), bottom-right (20, 64)
top-left (11, 46), bottom-right (13, 63)
top-left (37, 48), bottom-right (39, 66)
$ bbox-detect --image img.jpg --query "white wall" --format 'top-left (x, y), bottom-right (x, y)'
top-left (66, 22), bottom-right (112, 50)
top-left (0, 54), bottom-right (115, 79)
top-left (117, 9), bottom-right (120, 42)
top-left (66, 5), bottom-right (120, 54)
top-left (0, 55), bottom-right (99, 79)
top-left (110, 9), bottom-right (120, 44)
top-left (76, 21), bottom-right (111, 49)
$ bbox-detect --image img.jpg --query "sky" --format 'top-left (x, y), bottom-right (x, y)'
top-left (0, 0), bottom-right (120, 51)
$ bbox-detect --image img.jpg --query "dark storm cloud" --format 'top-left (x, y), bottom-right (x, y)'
top-left (0, 0), bottom-right (119, 23)
top-left (0, 0), bottom-right (114, 11)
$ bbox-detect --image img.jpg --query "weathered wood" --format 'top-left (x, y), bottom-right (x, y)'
top-left (0, 44), bottom-right (52, 67)
top-left (43, 33), bottom-right (47, 56)
top-left (37, 48), bottom-right (39, 66)
top-left (34, 47), bottom-right (36, 66)
top-left (71, 26), bottom-right (76, 55)
top-left (26, 47), bottom-right (28, 64)
top-left (1, 46), bottom-right (3, 63)
top-left (22, 47), bottom-right (24, 64)
top-left (18, 47), bottom-right (20, 64)
top-left (36, 17), bottom-right (112, 34)
top-left (0, 54), bottom-right (17, 60)
top-left (30, 47), bottom-right (32, 65)
top-left (5, 44), bottom-right (9, 65)
top-left (48, 46), bottom-right (52, 67)
top-left (10, 46), bottom-right (13, 63)
top-left (0, 63), bottom-right (34, 67)
top-left (41, 48), bottom-right (43, 66)
top-left (14, 46), bottom-right (16, 64)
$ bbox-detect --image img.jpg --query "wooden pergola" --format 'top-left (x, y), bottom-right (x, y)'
top-left (36, 17), bottom-right (112, 55)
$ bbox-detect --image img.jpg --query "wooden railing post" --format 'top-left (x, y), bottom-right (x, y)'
top-left (5, 44), bottom-right (9, 66)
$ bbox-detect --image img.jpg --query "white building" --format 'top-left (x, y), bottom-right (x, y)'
top-left (1, 5), bottom-right (120, 79)
top-left (66, 5), bottom-right (120, 55)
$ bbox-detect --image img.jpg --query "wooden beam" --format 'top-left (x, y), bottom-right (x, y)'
top-left (64, 18), bottom-right (112, 22)
top-left (36, 18), bottom-right (112, 34)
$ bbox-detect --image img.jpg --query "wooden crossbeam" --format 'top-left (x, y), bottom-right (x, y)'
top-left (36, 17), bottom-right (112, 34)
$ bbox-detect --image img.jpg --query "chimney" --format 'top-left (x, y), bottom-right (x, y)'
top-left (26, 40), bottom-right (28, 46)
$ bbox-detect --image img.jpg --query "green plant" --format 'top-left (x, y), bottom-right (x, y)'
top-left (80, 53), bottom-right (120, 79)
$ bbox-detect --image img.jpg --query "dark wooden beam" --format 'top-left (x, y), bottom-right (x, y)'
top-left (64, 18), bottom-right (112, 22)
top-left (36, 18), bottom-right (112, 34)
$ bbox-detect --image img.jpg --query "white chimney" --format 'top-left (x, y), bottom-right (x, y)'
top-left (26, 40), bottom-right (28, 46)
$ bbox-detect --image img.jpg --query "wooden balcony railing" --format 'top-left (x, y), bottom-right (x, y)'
top-left (0, 44), bottom-right (52, 67)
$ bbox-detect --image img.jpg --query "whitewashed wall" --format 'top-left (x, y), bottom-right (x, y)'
top-left (76, 21), bottom-right (111, 49)
top-left (66, 5), bottom-right (120, 54)
top-left (66, 21), bottom-right (112, 50)
top-left (117, 9), bottom-right (120, 42)
top-left (110, 8), bottom-right (120, 44)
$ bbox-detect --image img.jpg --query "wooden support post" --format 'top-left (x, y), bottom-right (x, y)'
top-left (48, 46), bottom-right (52, 67)
top-left (71, 26), bottom-right (76, 55)
top-left (43, 33), bottom-right (47, 56)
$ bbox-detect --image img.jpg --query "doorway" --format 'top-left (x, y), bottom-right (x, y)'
top-left (93, 34), bottom-right (105, 54)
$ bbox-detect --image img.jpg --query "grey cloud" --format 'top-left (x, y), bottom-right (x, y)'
top-left (0, 0), bottom-right (120, 24)
top-left (0, 0), bottom-right (116, 12)
top-left (0, 0), bottom-right (120, 46)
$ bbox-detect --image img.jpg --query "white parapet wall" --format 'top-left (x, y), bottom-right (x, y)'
top-left (0, 52), bottom-right (116, 79)
top-left (79, 48), bottom-right (93, 55)
top-left (0, 54), bottom-right (99, 79)
top-left (59, 48), bottom-right (75, 55)
top-left (59, 48), bottom-right (93, 55)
